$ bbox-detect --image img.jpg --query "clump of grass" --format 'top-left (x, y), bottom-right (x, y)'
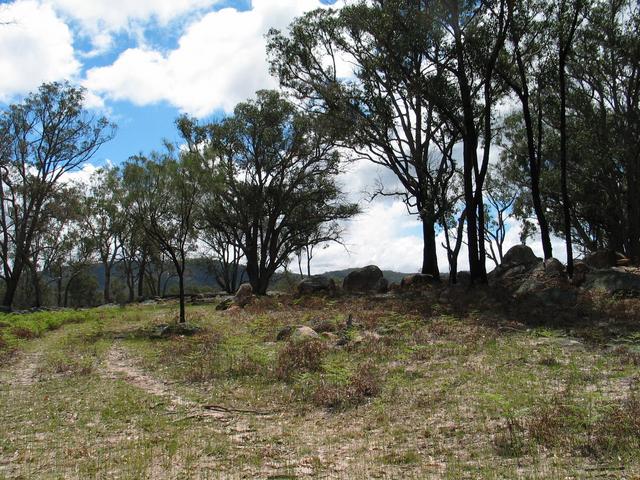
top-left (494, 415), bottom-right (527, 457)
top-left (11, 326), bottom-right (40, 339)
top-left (312, 362), bottom-right (381, 410)
top-left (42, 351), bottom-right (95, 376)
top-left (588, 392), bottom-right (640, 458)
top-left (538, 355), bottom-right (560, 367)
top-left (379, 449), bottom-right (421, 465)
top-left (527, 399), bottom-right (587, 448)
top-left (276, 339), bottom-right (327, 380)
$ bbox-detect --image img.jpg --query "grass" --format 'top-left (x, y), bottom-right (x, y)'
top-left (0, 292), bottom-right (639, 478)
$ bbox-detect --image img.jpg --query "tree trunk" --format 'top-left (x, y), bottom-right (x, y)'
top-left (178, 272), bottom-right (186, 324)
top-left (559, 52), bottom-right (574, 276)
top-left (137, 256), bottom-right (146, 298)
top-left (103, 264), bottom-right (112, 304)
top-left (522, 95), bottom-right (553, 259)
top-left (57, 276), bottom-right (62, 307)
top-left (1, 278), bottom-right (17, 311)
top-left (421, 217), bottom-right (440, 279)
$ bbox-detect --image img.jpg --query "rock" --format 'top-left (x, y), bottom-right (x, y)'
top-left (342, 265), bottom-right (386, 294)
top-left (322, 332), bottom-right (339, 343)
top-left (570, 261), bottom-right (590, 286)
top-left (400, 273), bottom-right (437, 288)
top-left (234, 283), bottom-right (253, 307)
top-left (150, 323), bottom-right (201, 338)
top-left (502, 244), bottom-right (540, 267)
top-left (513, 262), bottom-right (577, 307)
top-left (375, 277), bottom-right (389, 293)
top-left (296, 276), bottom-right (336, 296)
top-left (583, 250), bottom-right (618, 269)
top-left (544, 258), bottom-right (565, 277)
top-left (582, 269), bottom-right (640, 296)
top-left (290, 326), bottom-right (320, 342)
top-left (277, 325), bottom-right (321, 342)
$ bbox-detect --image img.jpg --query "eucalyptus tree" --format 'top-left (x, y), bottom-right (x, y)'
top-left (267, 1), bottom-right (459, 279)
top-left (268, 0), bottom-right (510, 283)
top-left (122, 147), bottom-right (203, 323)
top-left (0, 82), bottom-right (115, 310)
top-left (197, 90), bottom-right (359, 295)
top-left (497, 0), bottom-right (555, 259)
top-left (80, 167), bottom-right (124, 304)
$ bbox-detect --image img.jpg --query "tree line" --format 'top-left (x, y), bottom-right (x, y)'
top-left (1, 0), bottom-right (638, 317)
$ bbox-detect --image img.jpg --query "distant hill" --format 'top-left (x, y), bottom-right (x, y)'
top-left (90, 259), bottom-right (412, 295)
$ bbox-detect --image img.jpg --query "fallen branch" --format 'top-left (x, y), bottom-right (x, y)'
top-left (202, 404), bottom-right (274, 416)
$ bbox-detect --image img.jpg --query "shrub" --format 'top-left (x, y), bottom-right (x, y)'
top-left (275, 340), bottom-right (327, 380)
top-left (11, 326), bottom-right (38, 339)
top-left (312, 362), bottom-right (381, 410)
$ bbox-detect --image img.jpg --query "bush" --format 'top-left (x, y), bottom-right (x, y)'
top-left (275, 339), bottom-right (327, 380)
top-left (312, 362), bottom-right (381, 410)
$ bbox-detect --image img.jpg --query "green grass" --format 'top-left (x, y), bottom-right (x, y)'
top-left (0, 295), bottom-right (639, 478)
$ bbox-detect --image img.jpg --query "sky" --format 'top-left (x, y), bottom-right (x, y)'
top-left (0, 0), bottom-right (568, 274)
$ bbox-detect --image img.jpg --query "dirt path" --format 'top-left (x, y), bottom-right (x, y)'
top-left (104, 343), bottom-right (232, 420)
top-left (8, 351), bottom-right (42, 387)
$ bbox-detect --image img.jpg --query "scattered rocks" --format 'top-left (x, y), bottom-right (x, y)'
top-left (296, 275), bottom-right (337, 296)
top-left (234, 283), bottom-right (254, 307)
top-left (342, 265), bottom-right (387, 294)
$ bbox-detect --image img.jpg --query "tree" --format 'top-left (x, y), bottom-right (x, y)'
top-left (122, 147), bottom-right (202, 323)
top-left (0, 82), bottom-right (115, 310)
top-left (498, 0), bottom-right (555, 259)
top-left (267, 1), bottom-right (460, 279)
top-left (198, 90), bottom-right (359, 295)
top-left (80, 167), bottom-right (123, 304)
top-left (483, 166), bottom-right (518, 267)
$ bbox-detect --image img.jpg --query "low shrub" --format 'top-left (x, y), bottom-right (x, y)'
top-left (312, 362), bottom-right (381, 410)
top-left (275, 339), bottom-right (327, 381)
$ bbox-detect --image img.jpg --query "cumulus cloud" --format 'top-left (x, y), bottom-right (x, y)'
top-left (48, 0), bottom-right (219, 41)
top-left (84, 0), bottom-right (336, 116)
top-left (0, 0), bottom-right (80, 100)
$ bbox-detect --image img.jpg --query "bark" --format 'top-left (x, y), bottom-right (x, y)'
top-left (178, 271), bottom-right (185, 324)
top-left (421, 216), bottom-right (440, 279)
top-left (103, 264), bottom-right (112, 304)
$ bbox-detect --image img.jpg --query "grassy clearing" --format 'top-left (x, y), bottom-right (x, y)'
top-left (0, 294), bottom-right (639, 478)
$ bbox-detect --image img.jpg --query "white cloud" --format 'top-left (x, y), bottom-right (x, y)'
top-left (47, 0), bottom-right (219, 37)
top-left (0, 0), bottom-right (80, 101)
top-left (84, 0), bottom-right (334, 116)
